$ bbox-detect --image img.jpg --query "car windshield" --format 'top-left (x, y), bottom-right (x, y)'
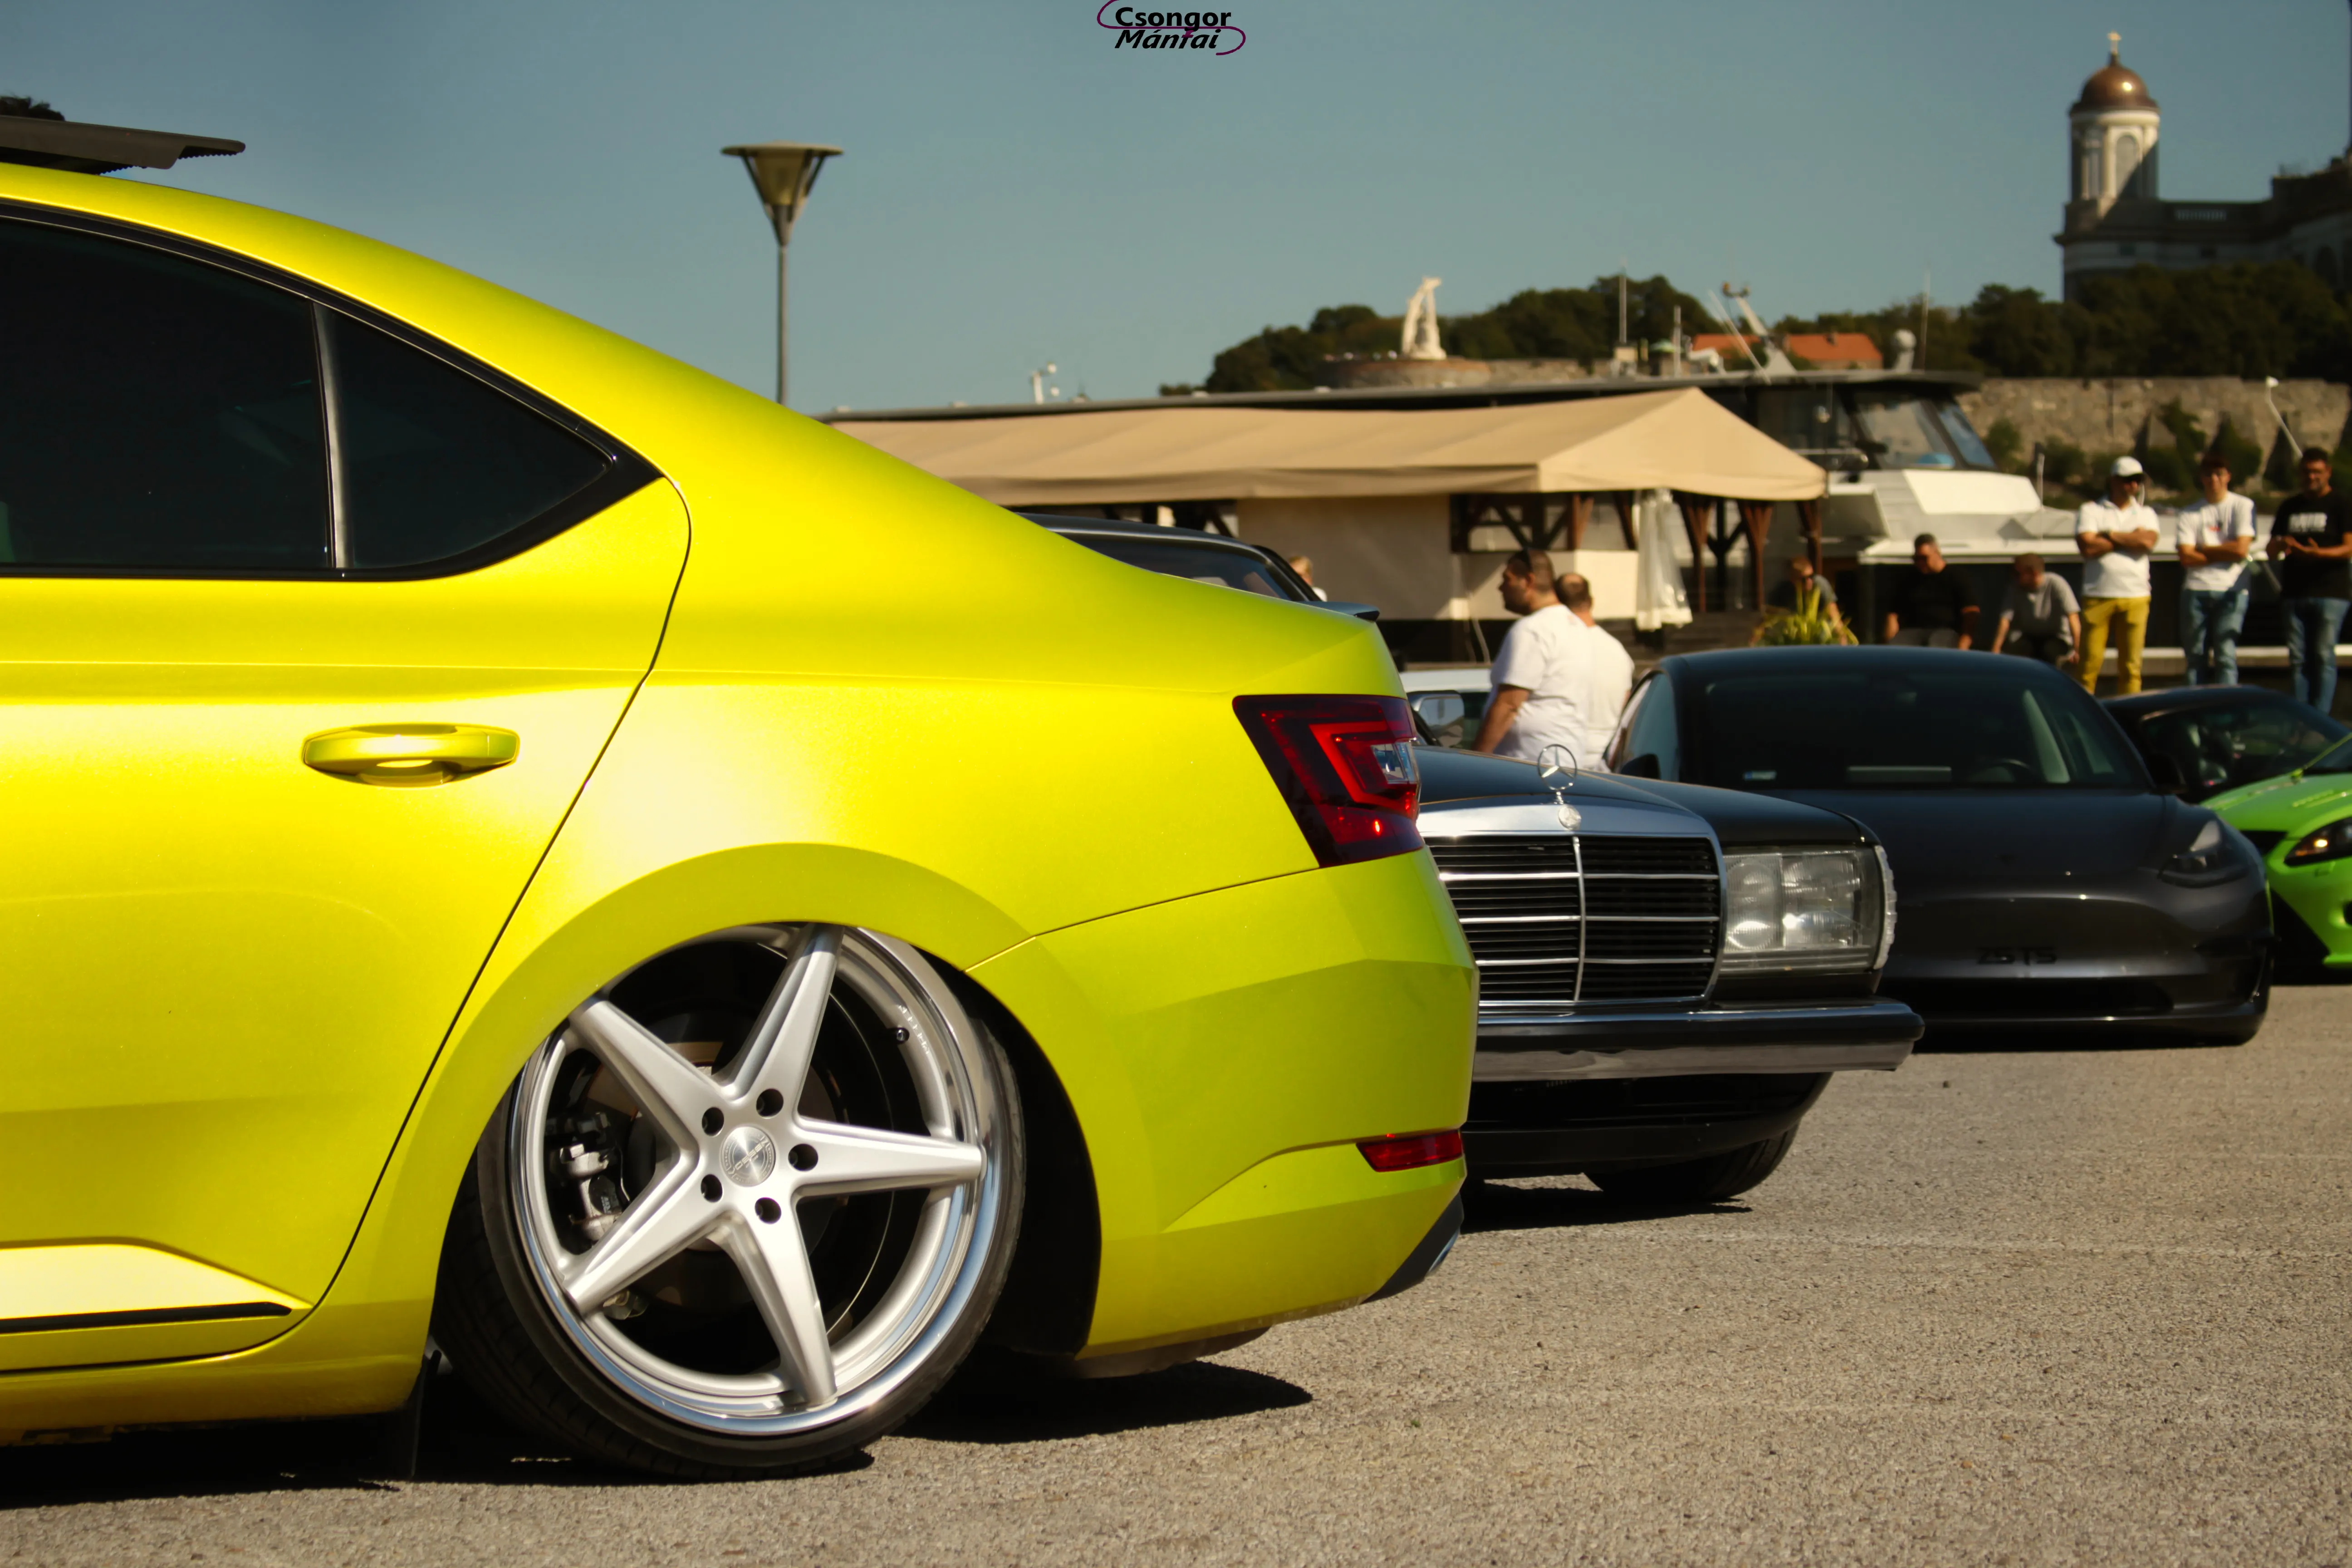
top-left (2304, 734), bottom-right (2352, 774)
top-left (1063, 534), bottom-right (1302, 600)
top-left (2136, 700), bottom-right (2348, 795)
top-left (1695, 667), bottom-right (2142, 789)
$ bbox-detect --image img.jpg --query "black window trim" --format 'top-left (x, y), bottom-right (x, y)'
top-left (0, 196), bottom-right (664, 583)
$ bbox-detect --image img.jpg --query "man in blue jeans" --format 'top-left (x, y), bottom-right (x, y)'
top-left (2176, 452), bottom-right (2257, 685)
top-left (2269, 449), bottom-right (2352, 712)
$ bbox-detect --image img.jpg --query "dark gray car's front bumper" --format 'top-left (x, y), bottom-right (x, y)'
top-left (1464, 998), bottom-right (1921, 1177)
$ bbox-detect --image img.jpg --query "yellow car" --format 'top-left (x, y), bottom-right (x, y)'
top-left (0, 132), bottom-right (1474, 1476)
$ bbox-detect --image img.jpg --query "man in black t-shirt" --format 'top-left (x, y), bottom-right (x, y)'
top-left (2269, 449), bottom-right (2352, 711)
top-left (1881, 533), bottom-right (1979, 649)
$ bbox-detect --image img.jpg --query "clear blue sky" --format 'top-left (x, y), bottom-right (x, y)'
top-left (10, 0), bottom-right (2350, 412)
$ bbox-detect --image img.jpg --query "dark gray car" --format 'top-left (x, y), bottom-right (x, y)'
top-left (1607, 647), bottom-right (2272, 1040)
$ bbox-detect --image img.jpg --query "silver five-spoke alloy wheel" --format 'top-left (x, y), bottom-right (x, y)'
top-left (442, 922), bottom-right (1022, 1470)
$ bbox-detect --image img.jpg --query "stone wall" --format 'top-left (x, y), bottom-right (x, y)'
top-left (1957, 377), bottom-right (2352, 478)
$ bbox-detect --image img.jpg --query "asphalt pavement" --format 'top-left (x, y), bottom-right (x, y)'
top-left (5, 986), bottom-right (2347, 1567)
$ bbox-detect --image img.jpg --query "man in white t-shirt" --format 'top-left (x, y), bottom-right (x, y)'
top-left (2176, 452), bottom-right (2259, 686)
top-left (1556, 571), bottom-right (1635, 764)
top-left (2074, 455), bottom-right (2160, 694)
top-left (1470, 549), bottom-right (1596, 764)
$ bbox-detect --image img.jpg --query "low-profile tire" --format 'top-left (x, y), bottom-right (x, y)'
top-left (434, 923), bottom-right (1024, 1478)
top-left (1588, 1127), bottom-right (1798, 1205)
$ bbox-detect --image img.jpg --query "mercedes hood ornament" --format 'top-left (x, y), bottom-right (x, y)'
top-left (1537, 742), bottom-right (1581, 831)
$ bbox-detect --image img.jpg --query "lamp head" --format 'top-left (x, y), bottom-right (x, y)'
top-left (721, 141), bottom-right (843, 244)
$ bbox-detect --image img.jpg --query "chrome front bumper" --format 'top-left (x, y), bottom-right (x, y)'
top-left (1473, 998), bottom-right (1922, 1082)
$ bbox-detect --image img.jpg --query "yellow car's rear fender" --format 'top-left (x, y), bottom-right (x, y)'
top-left (0, 839), bottom-right (1037, 1436)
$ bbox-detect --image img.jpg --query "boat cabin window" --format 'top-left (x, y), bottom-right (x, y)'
top-left (1933, 402), bottom-right (1997, 468)
top-left (1850, 391), bottom-right (1953, 469)
top-left (1752, 390), bottom-right (1855, 461)
top-left (1848, 390), bottom-right (1993, 471)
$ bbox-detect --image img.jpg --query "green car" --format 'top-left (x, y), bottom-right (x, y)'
top-left (2210, 735), bottom-right (2352, 972)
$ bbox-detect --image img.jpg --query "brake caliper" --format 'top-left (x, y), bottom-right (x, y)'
top-left (552, 1108), bottom-right (627, 1243)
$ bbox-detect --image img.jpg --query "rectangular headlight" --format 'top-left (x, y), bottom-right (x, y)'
top-left (1719, 848), bottom-right (1886, 975)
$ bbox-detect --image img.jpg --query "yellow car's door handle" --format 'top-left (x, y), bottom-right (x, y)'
top-left (302, 724), bottom-right (520, 787)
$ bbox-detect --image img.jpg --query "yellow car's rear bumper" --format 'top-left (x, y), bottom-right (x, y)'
top-left (972, 849), bottom-right (1475, 1358)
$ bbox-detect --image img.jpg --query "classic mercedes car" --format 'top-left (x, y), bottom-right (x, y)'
top-left (0, 127), bottom-right (1473, 1477)
top-left (1417, 749), bottom-right (1917, 1200)
top-left (1020, 515), bottom-right (1924, 1203)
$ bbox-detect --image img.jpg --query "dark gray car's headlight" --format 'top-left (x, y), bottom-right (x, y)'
top-left (1720, 848), bottom-right (1889, 975)
top-left (2162, 818), bottom-right (2265, 885)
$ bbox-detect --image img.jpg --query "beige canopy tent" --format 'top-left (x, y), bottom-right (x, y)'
top-left (834, 387), bottom-right (1828, 615)
top-left (833, 387), bottom-right (1825, 505)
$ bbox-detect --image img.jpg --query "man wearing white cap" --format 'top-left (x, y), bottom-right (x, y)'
top-left (2074, 455), bottom-right (2160, 694)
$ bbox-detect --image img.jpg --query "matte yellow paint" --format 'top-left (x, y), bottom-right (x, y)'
top-left (0, 1245), bottom-right (308, 1374)
top-left (0, 166), bottom-right (1475, 1436)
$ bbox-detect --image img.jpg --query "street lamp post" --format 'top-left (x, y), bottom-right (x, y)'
top-left (720, 140), bottom-right (843, 405)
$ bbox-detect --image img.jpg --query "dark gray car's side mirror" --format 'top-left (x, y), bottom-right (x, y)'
top-left (2145, 751), bottom-right (2188, 795)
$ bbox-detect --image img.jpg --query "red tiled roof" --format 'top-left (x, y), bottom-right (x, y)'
top-left (1785, 332), bottom-right (1883, 368)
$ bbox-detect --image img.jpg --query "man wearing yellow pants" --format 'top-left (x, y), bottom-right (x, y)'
top-left (2075, 455), bottom-right (2159, 693)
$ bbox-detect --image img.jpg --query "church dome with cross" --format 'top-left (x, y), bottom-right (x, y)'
top-left (2069, 34), bottom-right (2159, 217)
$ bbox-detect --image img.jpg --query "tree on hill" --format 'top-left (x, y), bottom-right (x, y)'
top-left (1179, 263), bottom-right (2352, 393)
top-left (1775, 265), bottom-right (2352, 382)
top-left (1191, 275), bottom-right (1708, 392)
top-left (1193, 304), bottom-right (1399, 393)
top-left (1446, 275), bottom-right (1710, 362)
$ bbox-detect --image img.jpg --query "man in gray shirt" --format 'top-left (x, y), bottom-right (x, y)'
top-left (1988, 552), bottom-right (2082, 666)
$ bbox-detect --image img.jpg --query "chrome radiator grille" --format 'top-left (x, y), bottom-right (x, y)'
top-left (1428, 834), bottom-right (1721, 1009)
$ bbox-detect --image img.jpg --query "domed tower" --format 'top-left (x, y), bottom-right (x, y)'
top-left (2069, 32), bottom-right (2159, 220)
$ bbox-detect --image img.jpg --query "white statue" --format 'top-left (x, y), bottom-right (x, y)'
top-left (1401, 277), bottom-right (1446, 360)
